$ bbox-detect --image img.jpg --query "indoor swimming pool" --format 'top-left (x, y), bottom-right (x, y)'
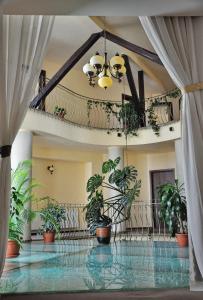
top-left (0, 240), bottom-right (189, 294)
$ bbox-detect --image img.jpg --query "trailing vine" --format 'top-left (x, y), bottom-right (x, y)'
top-left (87, 88), bottom-right (181, 137)
top-left (146, 104), bottom-right (160, 136)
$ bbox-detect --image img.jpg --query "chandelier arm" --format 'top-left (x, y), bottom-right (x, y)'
top-left (88, 74), bottom-right (98, 79)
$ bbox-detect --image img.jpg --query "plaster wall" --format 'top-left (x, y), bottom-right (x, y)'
top-left (31, 141), bottom-right (177, 231)
top-left (22, 110), bottom-right (181, 147)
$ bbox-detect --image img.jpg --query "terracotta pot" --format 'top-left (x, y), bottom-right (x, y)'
top-left (43, 231), bottom-right (55, 243)
top-left (176, 233), bottom-right (188, 247)
top-left (6, 240), bottom-right (20, 258)
top-left (96, 226), bottom-right (111, 244)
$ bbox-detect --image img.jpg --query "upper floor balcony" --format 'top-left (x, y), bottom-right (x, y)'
top-left (26, 81), bottom-right (182, 147)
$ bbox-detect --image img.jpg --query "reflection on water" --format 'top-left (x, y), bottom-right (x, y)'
top-left (0, 240), bottom-right (189, 294)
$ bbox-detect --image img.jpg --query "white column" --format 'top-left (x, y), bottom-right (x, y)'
top-left (175, 139), bottom-right (184, 184)
top-left (11, 130), bottom-right (33, 241)
top-left (108, 147), bottom-right (125, 232)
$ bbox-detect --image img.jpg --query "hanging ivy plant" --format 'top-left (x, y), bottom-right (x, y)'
top-left (86, 88), bottom-right (181, 137)
top-left (118, 102), bottom-right (143, 136)
top-left (145, 104), bottom-right (160, 136)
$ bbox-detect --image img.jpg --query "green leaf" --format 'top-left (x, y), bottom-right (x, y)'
top-left (102, 157), bottom-right (121, 174)
top-left (86, 174), bottom-right (103, 193)
top-left (157, 180), bottom-right (187, 235)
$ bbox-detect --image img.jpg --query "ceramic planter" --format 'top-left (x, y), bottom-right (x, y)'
top-left (43, 231), bottom-right (55, 243)
top-left (6, 240), bottom-right (20, 258)
top-left (176, 233), bottom-right (188, 247)
top-left (96, 226), bottom-right (111, 244)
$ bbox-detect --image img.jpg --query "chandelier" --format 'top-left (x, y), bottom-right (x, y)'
top-left (83, 32), bottom-right (126, 89)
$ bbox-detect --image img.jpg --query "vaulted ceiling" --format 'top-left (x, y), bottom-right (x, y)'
top-left (42, 16), bottom-right (176, 100)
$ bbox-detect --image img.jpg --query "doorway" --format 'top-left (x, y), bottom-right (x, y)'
top-left (150, 169), bottom-right (175, 230)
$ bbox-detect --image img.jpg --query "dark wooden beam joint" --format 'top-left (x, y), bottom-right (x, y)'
top-left (122, 54), bottom-right (138, 104)
top-left (30, 29), bottom-right (161, 109)
top-left (138, 70), bottom-right (145, 127)
top-left (100, 30), bottom-right (162, 65)
top-left (38, 70), bottom-right (46, 111)
top-left (30, 32), bottom-right (103, 108)
top-left (138, 70), bottom-right (145, 102)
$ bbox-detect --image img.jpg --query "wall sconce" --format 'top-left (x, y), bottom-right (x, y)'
top-left (47, 165), bottom-right (55, 175)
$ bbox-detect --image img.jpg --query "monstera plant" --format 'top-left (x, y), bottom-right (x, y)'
top-left (84, 157), bottom-right (141, 244)
top-left (158, 180), bottom-right (188, 247)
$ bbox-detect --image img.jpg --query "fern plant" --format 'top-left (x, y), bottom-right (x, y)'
top-left (39, 198), bottom-right (66, 236)
top-left (84, 157), bottom-right (141, 234)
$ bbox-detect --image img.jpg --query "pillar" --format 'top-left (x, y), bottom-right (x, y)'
top-left (11, 130), bottom-right (33, 241)
top-left (107, 147), bottom-right (125, 232)
top-left (175, 139), bottom-right (184, 184)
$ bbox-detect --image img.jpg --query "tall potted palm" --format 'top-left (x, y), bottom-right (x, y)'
top-left (7, 160), bottom-right (38, 258)
top-left (84, 157), bottom-right (141, 244)
top-left (158, 180), bottom-right (188, 247)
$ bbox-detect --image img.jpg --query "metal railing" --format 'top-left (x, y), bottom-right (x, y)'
top-left (32, 82), bottom-right (181, 131)
top-left (45, 202), bottom-right (174, 242)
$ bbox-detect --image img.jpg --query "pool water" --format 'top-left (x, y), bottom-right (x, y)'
top-left (0, 240), bottom-right (189, 294)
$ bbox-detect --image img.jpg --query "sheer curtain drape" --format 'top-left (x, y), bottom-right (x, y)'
top-left (0, 15), bottom-right (54, 276)
top-left (140, 16), bottom-right (203, 289)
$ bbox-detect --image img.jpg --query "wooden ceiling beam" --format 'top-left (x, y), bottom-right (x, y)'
top-left (122, 54), bottom-right (139, 103)
top-left (90, 16), bottom-right (166, 89)
top-left (101, 30), bottom-right (162, 65)
top-left (31, 19), bottom-right (163, 108)
top-left (30, 31), bottom-right (102, 108)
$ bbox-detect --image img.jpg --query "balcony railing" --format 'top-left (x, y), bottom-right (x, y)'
top-left (32, 202), bottom-right (174, 242)
top-left (32, 82), bottom-right (181, 132)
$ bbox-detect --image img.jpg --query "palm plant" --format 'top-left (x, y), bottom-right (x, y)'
top-left (84, 157), bottom-right (141, 234)
top-left (9, 160), bottom-right (38, 247)
top-left (158, 180), bottom-right (187, 237)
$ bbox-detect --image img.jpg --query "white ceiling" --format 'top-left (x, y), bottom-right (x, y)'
top-left (1, 0), bottom-right (203, 15)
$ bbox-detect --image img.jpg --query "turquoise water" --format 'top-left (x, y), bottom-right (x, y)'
top-left (0, 240), bottom-right (189, 294)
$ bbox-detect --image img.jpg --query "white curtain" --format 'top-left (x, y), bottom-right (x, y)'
top-left (140, 16), bottom-right (203, 289)
top-left (0, 15), bottom-right (54, 276)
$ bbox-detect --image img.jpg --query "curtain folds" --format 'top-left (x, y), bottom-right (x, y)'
top-left (140, 16), bottom-right (203, 289)
top-left (0, 15), bottom-right (54, 277)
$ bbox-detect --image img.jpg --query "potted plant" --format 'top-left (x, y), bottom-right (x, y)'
top-left (6, 160), bottom-right (38, 258)
top-left (7, 188), bottom-right (24, 258)
top-left (84, 157), bottom-right (141, 244)
top-left (39, 199), bottom-right (66, 243)
top-left (158, 180), bottom-right (188, 247)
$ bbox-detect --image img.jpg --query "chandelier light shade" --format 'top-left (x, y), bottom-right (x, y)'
top-left (110, 53), bottom-right (125, 70)
top-left (90, 52), bottom-right (105, 72)
top-left (82, 32), bottom-right (126, 89)
top-left (119, 65), bottom-right (127, 75)
top-left (98, 75), bottom-right (113, 89)
top-left (83, 63), bottom-right (96, 77)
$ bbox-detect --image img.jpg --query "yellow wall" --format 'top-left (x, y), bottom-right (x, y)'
top-left (32, 138), bottom-right (176, 207)
top-left (127, 151), bottom-right (176, 203)
top-left (32, 143), bottom-right (104, 206)
top-left (33, 144), bottom-right (104, 175)
top-left (32, 158), bottom-right (87, 205)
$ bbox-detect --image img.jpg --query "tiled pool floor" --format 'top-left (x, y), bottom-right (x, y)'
top-left (0, 240), bottom-right (189, 294)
